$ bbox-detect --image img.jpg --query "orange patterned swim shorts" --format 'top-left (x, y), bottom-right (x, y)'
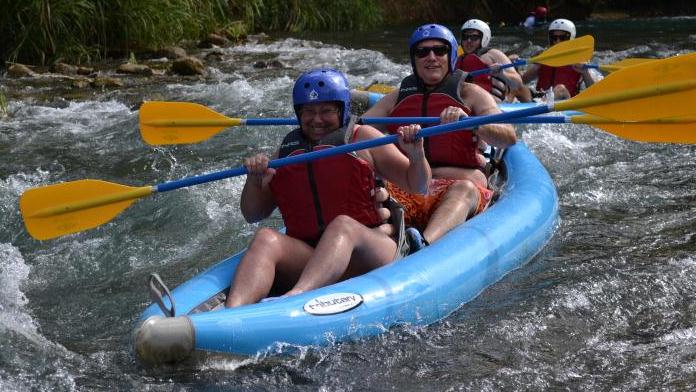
top-left (386, 179), bottom-right (493, 231)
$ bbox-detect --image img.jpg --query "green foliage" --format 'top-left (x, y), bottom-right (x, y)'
top-left (252, 0), bottom-right (382, 32)
top-left (91, 0), bottom-right (229, 55)
top-left (0, 89), bottom-right (8, 118)
top-left (0, 0), bottom-right (229, 65)
top-left (0, 0), bottom-right (384, 65)
top-left (223, 21), bottom-right (249, 40)
top-left (0, 0), bottom-right (99, 64)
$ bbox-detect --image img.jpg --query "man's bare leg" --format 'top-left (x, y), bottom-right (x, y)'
top-left (422, 180), bottom-right (480, 244)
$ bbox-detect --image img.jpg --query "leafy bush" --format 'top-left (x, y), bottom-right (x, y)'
top-left (0, 0), bottom-right (383, 65)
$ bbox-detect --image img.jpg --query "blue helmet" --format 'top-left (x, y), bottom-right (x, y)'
top-left (292, 68), bottom-right (351, 127)
top-left (408, 24), bottom-right (459, 74)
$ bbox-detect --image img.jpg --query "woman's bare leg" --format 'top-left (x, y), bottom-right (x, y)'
top-left (225, 228), bottom-right (313, 307)
top-left (286, 215), bottom-right (397, 295)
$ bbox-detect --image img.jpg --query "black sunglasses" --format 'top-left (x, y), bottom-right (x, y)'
top-left (549, 32), bottom-right (571, 42)
top-left (461, 34), bottom-right (482, 42)
top-left (413, 45), bottom-right (450, 58)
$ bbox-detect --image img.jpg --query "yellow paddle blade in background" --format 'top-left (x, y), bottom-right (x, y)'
top-left (556, 53), bottom-right (696, 121)
top-left (599, 58), bottom-right (655, 72)
top-left (365, 83), bottom-right (396, 94)
top-left (20, 180), bottom-right (153, 240)
top-left (140, 101), bottom-right (242, 145)
top-left (572, 114), bottom-right (696, 143)
top-left (530, 35), bottom-right (594, 66)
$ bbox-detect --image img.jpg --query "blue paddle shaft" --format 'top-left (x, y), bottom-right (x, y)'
top-left (155, 104), bottom-right (552, 193)
top-left (361, 115), bottom-right (570, 125)
top-left (239, 114), bottom-right (572, 127)
top-left (467, 59), bottom-right (527, 78)
top-left (467, 60), bottom-right (600, 78)
top-left (245, 118), bottom-right (297, 125)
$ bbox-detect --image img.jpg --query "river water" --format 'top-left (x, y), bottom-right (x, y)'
top-left (1, 17), bottom-right (696, 391)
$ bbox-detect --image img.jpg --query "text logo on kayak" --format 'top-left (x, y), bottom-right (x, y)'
top-left (303, 293), bottom-right (363, 315)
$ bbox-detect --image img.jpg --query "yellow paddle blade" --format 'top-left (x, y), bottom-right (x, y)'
top-left (365, 83), bottom-right (396, 94)
top-left (20, 180), bottom-right (153, 240)
top-left (530, 35), bottom-right (594, 66)
top-left (139, 101), bottom-right (242, 145)
top-left (556, 53), bottom-right (696, 122)
top-left (572, 114), bottom-right (696, 143)
top-left (599, 58), bottom-right (656, 73)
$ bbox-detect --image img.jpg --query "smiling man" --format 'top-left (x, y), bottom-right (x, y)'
top-left (363, 24), bottom-right (516, 251)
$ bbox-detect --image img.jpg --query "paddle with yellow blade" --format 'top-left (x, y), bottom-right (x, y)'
top-left (140, 36), bottom-right (593, 145)
top-left (139, 100), bottom-right (567, 145)
top-left (20, 53), bottom-right (696, 240)
top-left (139, 101), bottom-right (302, 145)
top-left (360, 114), bottom-right (696, 144)
top-left (360, 58), bottom-right (658, 99)
top-left (583, 57), bottom-right (656, 73)
top-left (140, 100), bottom-right (693, 146)
top-left (464, 35), bottom-right (595, 78)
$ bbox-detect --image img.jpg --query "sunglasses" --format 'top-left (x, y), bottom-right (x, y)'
top-left (413, 45), bottom-right (450, 58)
top-left (549, 32), bottom-right (571, 42)
top-left (461, 34), bottom-right (483, 42)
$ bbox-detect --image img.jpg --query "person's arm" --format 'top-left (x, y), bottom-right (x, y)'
top-left (441, 84), bottom-right (516, 148)
top-left (486, 49), bottom-right (523, 90)
top-left (356, 124), bottom-right (430, 195)
top-left (240, 153), bottom-right (278, 223)
top-left (521, 63), bottom-right (540, 84)
top-left (486, 49), bottom-right (532, 102)
top-left (361, 90), bottom-right (398, 131)
top-left (573, 64), bottom-right (596, 88)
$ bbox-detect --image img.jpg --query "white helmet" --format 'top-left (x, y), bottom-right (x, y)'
top-left (548, 18), bottom-right (576, 39)
top-left (460, 19), bottom-right (491, 48)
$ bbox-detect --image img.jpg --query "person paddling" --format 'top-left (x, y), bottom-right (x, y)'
top-left (225, 68), bottom-right (430, 307)
top-left (522, 6), bottom-right (548, 30)
top-left (522, 18), bottom-right (596, 100)
top-left (363, 24), bottom-right (516, 251)
top-left (456, 18), bottom-right (532, 103)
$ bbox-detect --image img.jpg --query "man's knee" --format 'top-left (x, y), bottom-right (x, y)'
top-left (553, 85), bottom-right (571, 100)
top-left (249, 227), bottom-right (284, 251)
top-left (447, 179), bottom-right (478, 199)
top-left (325, 215), bottom-right (361, 236)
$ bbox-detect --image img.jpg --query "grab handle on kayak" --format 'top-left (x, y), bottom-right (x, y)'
top-left (148, 273), bottom-right (176, 317)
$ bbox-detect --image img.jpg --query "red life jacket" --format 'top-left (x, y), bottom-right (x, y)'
top-left (388, 70), bottom-right (484, 169)
top-left (455, 48), bottom-right (507, 101)
top-left (536, 64), bottom-right (582, 97)
top-left (269, 127), bottom-right (382, 243)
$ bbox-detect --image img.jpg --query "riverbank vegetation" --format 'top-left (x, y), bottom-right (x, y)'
top-left (2, 0), bottom-right (230, 65)
top-left (1, 0), bottom-right (693, 66)
top-left (0, 0), bottom-right (381, 66)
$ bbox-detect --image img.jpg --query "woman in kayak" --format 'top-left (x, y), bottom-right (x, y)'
top-left (522, 18), bottom-right (596, 100)
top-left (225, 68), bottom-right (431, 307)
top-left (363, 24), bottom-right (517, 251)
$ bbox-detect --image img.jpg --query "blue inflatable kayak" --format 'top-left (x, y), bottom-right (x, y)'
top-left (135, 142), bottom-right (559, 364)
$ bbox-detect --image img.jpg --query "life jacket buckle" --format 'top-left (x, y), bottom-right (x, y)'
top-left (148, 273), bottom-right (176, 317)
